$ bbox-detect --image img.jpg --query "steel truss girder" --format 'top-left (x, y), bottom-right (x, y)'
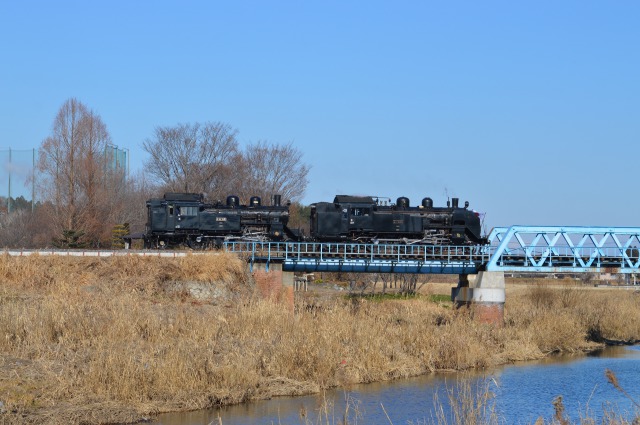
top-left (486, 226), bottom-right (640, 273)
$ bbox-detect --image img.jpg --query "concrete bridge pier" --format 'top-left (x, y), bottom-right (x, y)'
top-left (452, 271), bottom-right (506, 325)
top-left (251, 262), bottom-right (294, 311)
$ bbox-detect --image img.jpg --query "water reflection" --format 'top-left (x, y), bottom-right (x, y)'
top-left (152, 346), bottom-right (640, 425)
top-left (492, 345), bottom-right (640, 424)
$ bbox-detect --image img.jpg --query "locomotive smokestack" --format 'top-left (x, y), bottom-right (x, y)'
top-left (272, 194), bottom-right (282, 206)
top-left (452, 198), bottom-right (459, 208)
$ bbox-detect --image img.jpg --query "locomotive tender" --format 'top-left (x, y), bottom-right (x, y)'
top-left (143, 192), bottom-right (485, 248)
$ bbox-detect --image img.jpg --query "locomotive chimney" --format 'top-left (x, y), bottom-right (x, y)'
top-left (272, 194), bottom-right (282, 206)
top-left (452, 198), bottom-right (459, 208)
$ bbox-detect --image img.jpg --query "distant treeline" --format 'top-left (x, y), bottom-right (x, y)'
top-left (0, 195), bottom-right (39, 213)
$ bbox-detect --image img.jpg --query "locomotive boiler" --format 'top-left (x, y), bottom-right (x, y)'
top-left (310, 195), bottom-right (485, 245)
top-left (144, 192), bottom-right (294, 249)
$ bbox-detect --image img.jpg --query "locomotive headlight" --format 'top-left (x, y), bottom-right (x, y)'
top-left (274, 231), bottom-right (280, 236)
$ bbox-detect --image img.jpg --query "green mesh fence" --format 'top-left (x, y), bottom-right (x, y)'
top-left (0, 148), bottom-right (37, 213)
top-left (0, 146), bottom-right (128, 214)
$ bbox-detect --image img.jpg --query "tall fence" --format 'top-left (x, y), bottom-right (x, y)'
top-left (0, 148), bottom-right (36, 213)
top-left (0, 146), bottom-right (128, 214)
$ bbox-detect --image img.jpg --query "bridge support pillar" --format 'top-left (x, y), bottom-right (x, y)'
top-left (452, 271), bottom-right (505, 325)
top-left (251, 263), bottom-right (294, 311)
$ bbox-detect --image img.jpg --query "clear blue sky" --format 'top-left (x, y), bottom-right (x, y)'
top-left (1, 1), bottom-right (638, 232)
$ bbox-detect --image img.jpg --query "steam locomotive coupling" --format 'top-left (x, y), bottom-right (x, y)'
top-left (143, 192), bottom-right (486, 249)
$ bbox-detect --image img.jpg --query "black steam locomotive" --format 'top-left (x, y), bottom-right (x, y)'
top-left (144, 193), bottom-right (294, 249)
top-left (310, 195), bottom-right (485, 245)
top-left (142, 192), bottom-right (485, 248)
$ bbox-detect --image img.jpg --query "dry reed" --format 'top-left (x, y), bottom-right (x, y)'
top-left (0, 257), bottom-right (639, 424)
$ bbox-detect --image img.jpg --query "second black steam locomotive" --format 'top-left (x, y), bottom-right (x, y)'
top-left (143, 192), bottom-right (485, 248)
top-left (310, 195), bottom-right (485, 245)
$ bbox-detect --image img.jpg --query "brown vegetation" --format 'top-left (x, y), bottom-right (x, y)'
top-left (37, 98), bottom-right (129, 248)
top-left (142, 122), bottom-right (310, 204)
top-left (1, 255), bottom-right (640, 424)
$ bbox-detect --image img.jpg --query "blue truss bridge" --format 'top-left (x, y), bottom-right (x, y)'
top-left (224, 226), bottom-right (640, 275)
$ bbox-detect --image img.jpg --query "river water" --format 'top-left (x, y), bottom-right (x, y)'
top-left (152, 345), bottom-right (640, 425)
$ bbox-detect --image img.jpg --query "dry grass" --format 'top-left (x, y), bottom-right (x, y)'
top-left (507, 283), bottom-right (640, 347)
top-left (426, 376), bottom-right (499, 425)
top-left (0, 257), bottom-right (639, 424)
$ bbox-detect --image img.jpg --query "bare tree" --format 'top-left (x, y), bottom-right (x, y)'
top-left (37, 98), bottom-right (126, 247)
top-left (345, 272), bottom-right (381, 296)
top-left (142, 122), bottom-right (309, 206)
top-left (112, 170), bottom-right (156, 234)
top-left (397, 274), bottom-right (432, 295)
top-left (233, 141), bottom-right (310, 204)
top-left (142, 122), bottom-right (238, 196)
top-left (0, 209), bottom-right (34, 247)
top-left (76, 109), bottom-right (125, 244)
top-left (288, 202), bottom-right (311, 234)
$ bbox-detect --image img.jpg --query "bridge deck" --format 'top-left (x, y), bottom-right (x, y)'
top-left (225, 225), bottom-right (640, 274)
top-left (1, 227), bottom-right (637, 275)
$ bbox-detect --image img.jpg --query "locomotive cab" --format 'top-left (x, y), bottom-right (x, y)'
top-left (144, 193), bottom-right (206, 248)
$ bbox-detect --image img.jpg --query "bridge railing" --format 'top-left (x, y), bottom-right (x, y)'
top-left (224, 241), bottom-right (491, 273)
top-left (224, 241), bottom-right (490, 260)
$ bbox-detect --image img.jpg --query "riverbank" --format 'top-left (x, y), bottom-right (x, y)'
top-left (1, 254), bottom-right (639, 424)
